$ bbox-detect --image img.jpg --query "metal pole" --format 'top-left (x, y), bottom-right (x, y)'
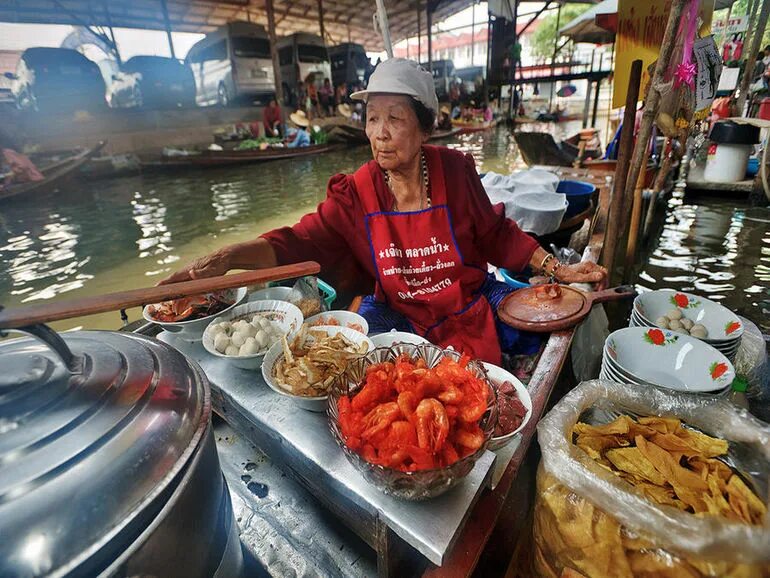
top-left (591, 78), bottom-right (601, 127)
top-left (265, 0), bottom-right (284, 107)
top-left (737, 0), bottom-right (770, 114)
top-left (417, 1), bottom-right (421, 61)
top-left (375, 0), bottom-right (394, 58)
top-left (318, 0), bottom-right (325, 42)
top-left (427, 3), bottom-right (433, 71)
top-left (471, 1), bottom-right (475, 66)
top-left (582, 82), bottom-right (592, 128)
top-left (547, 3), bottom-right (562, 111)
top-left (160, 0), bottom-right (176, 60)
top-left (510, 0), bottom-right (518, 119)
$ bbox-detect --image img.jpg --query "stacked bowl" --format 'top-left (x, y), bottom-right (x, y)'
top-left (601, 327), bottom-right (736, 396)
top-left (630, 289), bottom-right (743, 361)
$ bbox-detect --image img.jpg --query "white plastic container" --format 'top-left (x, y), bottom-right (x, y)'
top-left (703, 142), bottom-right (752, 183)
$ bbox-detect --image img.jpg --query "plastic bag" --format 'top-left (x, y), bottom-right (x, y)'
top-left (288, 276), bottom-right (327, 318)
top-left (534, 379), bottom-right (770, 578)
top-left (509, 168), bottom-right (559, 190)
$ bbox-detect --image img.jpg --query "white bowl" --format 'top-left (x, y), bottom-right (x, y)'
top-left (202, 300), bottom-right (303, 369)
top-left (481, 362), bottom-right (532, 451)
top-left (248, 286), bottom-right (293, 302)
top-left (633, 290), bottom-right (743, 342)
top-left (369, 330), bottom-right (430, 348)
top-left (261, 325), bottom-right (374, 412)
top-left (628, 305), bottom-right (740, 361)
top-left (305, 310), bottom-right (369, 336)
top-left (143, 287), bottom-right (247, 338)
top-left (605, 327), bottom-right (735, 393)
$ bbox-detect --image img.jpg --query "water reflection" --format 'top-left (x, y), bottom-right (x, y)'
top-left (0, 127), bottom-right (767, 334)
top-left (638, 190), bottom-right (769, 332)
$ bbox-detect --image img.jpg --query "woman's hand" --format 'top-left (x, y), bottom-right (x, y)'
top-left (554, 261), bottom-right (608, 288)
top-left (157, 249), bottom-right (231, 285)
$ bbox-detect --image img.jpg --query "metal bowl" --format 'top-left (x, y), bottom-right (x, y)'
top-left (142, 287), bottom-right (248, 338)
top-left (327, 344), bottom-right (498, 501)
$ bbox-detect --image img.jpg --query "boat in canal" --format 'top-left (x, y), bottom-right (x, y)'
top-left (0, 142), bottom-right (105, 201)
top-left (453, 118), bottom-right (499, 134)
top-left (327, 123), bottom-right (461, 144)
top-left (140, 142), bottom-right (346, 170)
top-left (513, 131), bottom-right (603, 166)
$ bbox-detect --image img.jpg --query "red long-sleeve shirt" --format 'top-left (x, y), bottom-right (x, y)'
top-left (262, 146), bottom-right (539, 290)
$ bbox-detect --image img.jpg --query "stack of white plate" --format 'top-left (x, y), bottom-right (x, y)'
top-left (601, 327), bottom-right (736, 396)
top-left (629, 289), bottom-right (743, 362)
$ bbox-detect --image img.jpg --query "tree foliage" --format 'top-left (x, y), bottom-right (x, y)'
top-left (530, 4), bottom-right (593, 62)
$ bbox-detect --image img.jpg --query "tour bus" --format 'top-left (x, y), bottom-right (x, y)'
top-left (185, 21), bottom-right (275, 106)
top-left (277, 33), bottom-right (331, 106)
top-left (328, 43), bottom-right (370, 89)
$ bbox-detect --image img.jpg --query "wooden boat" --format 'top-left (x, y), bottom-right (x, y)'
top-left (514, 131), bottom-right (602, 167)
top-left (140, 143), bottom-right (345, 170)
top-left (453, 118), bottom-right (499, 134)
top-left (0, 142), bottom-right (105, 201)
top-left (429, 127), bottom-right (462, 141)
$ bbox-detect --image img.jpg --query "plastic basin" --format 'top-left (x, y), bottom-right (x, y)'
top-left (557, 180), bottom-right (596, 218)
top-left (499, 268), bottom-right (531, 289)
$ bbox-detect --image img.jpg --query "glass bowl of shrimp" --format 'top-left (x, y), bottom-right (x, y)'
top-left (327, 343), bottom-right (498, 501)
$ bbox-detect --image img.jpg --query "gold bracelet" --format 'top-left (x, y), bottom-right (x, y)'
top-left (540, 253), bottom-right (554, 272)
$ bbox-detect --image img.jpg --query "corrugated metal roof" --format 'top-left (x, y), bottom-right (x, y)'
top-left (0, 0), bottom-right (603, 52)
top-left (0, 0), bottom-right (477, 51)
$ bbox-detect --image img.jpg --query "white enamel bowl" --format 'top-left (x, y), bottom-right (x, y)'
top-left (369, 330), bottom-right (430, 348)
top-left (604, 327), bottom-right (735, 393)
top-left (633, 290), bottom-right (744, 341)
top-left (248, 286), bottom-right (293, 302)
top-left (261, 325), bottom-right (374, 412)
top-left (482, 362), bottom-right (532, 451)
top-left (143, 286), bottom-right (247, 338)
top-left (305, 310), bottom-right (369, 336)
top-left (202, 300), bottom-right (303, 370)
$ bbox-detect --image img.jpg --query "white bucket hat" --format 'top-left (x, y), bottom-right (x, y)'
top-left (350, 58), bottom-right (438, 117)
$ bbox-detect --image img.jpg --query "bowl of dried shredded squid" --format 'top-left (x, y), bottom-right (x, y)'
top-left (261, 324), bottom-right (373, 411)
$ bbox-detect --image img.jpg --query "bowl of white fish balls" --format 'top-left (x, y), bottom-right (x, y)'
top-left (203, 300), bottom-right (304, 369)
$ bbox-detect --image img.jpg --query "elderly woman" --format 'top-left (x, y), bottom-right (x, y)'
top-left (162, 59), bottom-right (606, 364)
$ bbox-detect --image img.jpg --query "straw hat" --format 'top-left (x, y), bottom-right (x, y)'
top-left (337, 103), bottom-right (352, 118)
top-left (440, 105), bottom-right (451, 115)
top-left (289, 110), bottom-right (310, 127)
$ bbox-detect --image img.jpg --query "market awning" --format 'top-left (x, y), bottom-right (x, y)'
top-left (560, 0), bottom-right (738, 44)
top-left (0, 0), bottom-right (476, 52)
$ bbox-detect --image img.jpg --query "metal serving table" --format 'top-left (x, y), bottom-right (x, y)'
top-left (160, 334), bottom-right (496, 576)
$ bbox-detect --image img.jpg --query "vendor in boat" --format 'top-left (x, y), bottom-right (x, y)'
top-left (161, 58), bottom-right (606, 364)
top-left (437, 105), bottom-right (453, 131)
top-left (263, 98), bottom-right (283, 137)
top-left (285, 111), bottom-right (311, 148)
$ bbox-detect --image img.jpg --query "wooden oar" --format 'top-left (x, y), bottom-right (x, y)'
top-left (0, 261), bottom-right (320, 330)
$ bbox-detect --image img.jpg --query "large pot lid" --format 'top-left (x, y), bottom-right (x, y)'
top-left (0, 330), bottom-right (209, 577)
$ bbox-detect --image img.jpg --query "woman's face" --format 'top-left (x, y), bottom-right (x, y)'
top-left (365, 94), bottom-right (427, 172)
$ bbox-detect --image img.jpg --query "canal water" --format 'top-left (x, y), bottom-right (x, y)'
top-left (1, 126), bottom-right (768, 334)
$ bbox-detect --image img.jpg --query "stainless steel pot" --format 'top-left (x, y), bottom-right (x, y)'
top-left (0, 326), bottom-right (243, 577)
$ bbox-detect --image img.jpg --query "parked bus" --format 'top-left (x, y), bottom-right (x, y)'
top-left (277, 33), bottom-right (331, 106)
top-left (420, 59), bottom-right (457, 101)
top-left (328, 43), bottom-right (370, 89)
top-left (185, 21), bottom-right (275, 106)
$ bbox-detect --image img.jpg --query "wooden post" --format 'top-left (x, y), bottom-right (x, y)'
top-left (621, 0), bottom-right (687, 280)
top-left (265, 0), bottom-right (284, 107)
top-left (160, 0), bottom-right (176, 60)
top-left (642, 137), bottom-right (673, 239)
top-left (601, 59), bottom-right (642, 276)
top-left (737, 0), bottom-right (770, 115)
top-left (623, 162), bottom-right (649, 278)
top-left (318, 0), bottom-right (325, 42)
